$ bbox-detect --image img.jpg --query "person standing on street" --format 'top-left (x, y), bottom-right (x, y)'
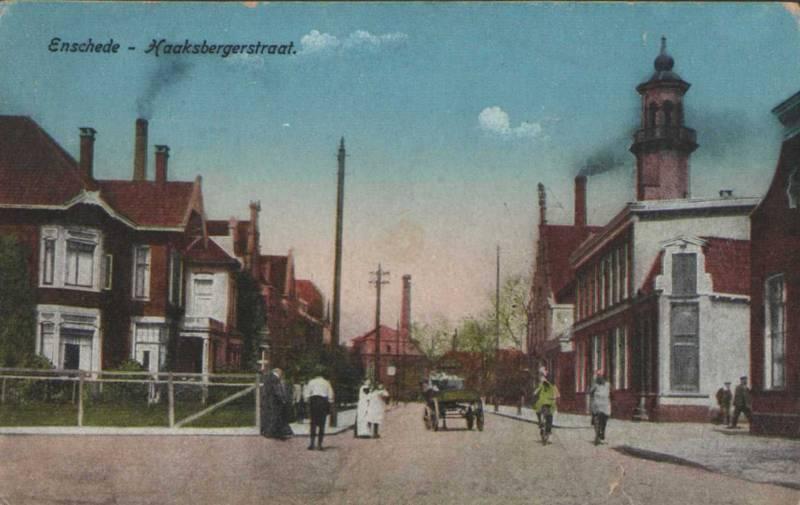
top-left (366, 382), bottom-right (390, 438)
top-left (304, 367), bottom-right (334, 450)
top-left (716, 382), bottom-right (732, 426)
top-left (355, 380), bottom-right (371, 438)
top-left (261, 367), bottom-right (293, 440)
top-left (589, 370), bottom-right (611, 445)
top-left (729, 376), bottom-right (752, 429)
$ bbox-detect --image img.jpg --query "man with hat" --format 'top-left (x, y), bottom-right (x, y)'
top-left (729, 376), bottom-right (752, 429)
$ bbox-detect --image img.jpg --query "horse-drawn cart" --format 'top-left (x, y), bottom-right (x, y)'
top-left (423, 374), bottom-right (484, 431)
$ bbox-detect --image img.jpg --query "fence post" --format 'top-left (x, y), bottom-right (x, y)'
top-left (168, 373), bottom-right (175, 428)
top-left (254, 373), bottom-right (260, 430)
top-left (1, 377), bottom-right (6, 405)
top-left (77, 372), bottom-right (84, 427)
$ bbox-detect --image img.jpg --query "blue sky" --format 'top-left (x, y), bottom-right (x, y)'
top-left (1, 2), bottom-right (798, 340)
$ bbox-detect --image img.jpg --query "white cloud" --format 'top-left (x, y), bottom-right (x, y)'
top-left (299, 29), bottom-right (408, 55)
top-left (478, 106), bottom-right (543, 139)
top-left (300, 29), bottom-right (341, 53)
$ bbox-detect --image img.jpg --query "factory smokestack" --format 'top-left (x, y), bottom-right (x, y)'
top-left (574, 175), bottom-right (587, 228)
top-left (133, 119), bottom-right (148, 181)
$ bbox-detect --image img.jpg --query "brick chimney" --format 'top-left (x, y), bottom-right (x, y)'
top-left (79, 127), bottom-right (96, 180)
top-left (574, 175), bottom-right (587, 228)
top-left (246, 201), bottom-right (261, 277)
top-left (155, 145), bottom-right (169, 184)
top-left (400, 274), bottom-right (412, 340)
top-left (133, 118), bottom-right (148, 181)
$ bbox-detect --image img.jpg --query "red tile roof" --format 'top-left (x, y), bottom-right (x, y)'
top-left (96, 180), bottom-right (196, 228)
top-left (296, 279), bottom-right (322, 307)
top-left (0, 116), bottom-right (200, 229)
top-left (350, 324), bottom-right (424, 356)
top-left (541, 224), bottom-right (602, 301)
top-left (701, 237), bottom-right (750, 296)
top-left (639, 239), bottom-right (750, 296)
top-left (183, 237), bottom-right (238, 266)
top-left (640, 251), bottom-right (664, 295)
top-left (0, 116), bottom-right (89, 206)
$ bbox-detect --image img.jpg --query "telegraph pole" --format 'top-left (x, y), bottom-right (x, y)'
top-left (494, 244), bottom-right (501, 412)
top-left (370, 264), bottom-right (390, 383)
top-left (332, 138), bottom-right (346, 346)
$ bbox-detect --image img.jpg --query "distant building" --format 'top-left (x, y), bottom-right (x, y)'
top-left (749, 90), bottom-right (800, 437)
top-left (349, 275), bottom-right (426, 399)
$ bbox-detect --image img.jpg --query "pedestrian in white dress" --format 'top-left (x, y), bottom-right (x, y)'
top-left (355, 381), bottom-right (371, 438)
top-left (366, 383), bottom-right (390, 438)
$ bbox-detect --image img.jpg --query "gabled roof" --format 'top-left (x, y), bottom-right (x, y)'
top-left (183, 237), bottom-right (239, 266)
top-left (350, 324), bottom-right (399, 345)
top-left (350, 324), bottom-right (425, 356)
top-left (96, 179), bottom-right (198, 228)
top-left (295, 279), bottom-right (322, 307)
top-left (540, 224), bottom-right (602, 300)
top-left (0, 116), bottom-right (89, 206)
top-left (700, 237), bottom-right (750, 296)
top-left (0, 115), bottom-right (204, 230)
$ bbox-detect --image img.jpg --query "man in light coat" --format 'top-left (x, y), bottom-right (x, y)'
top-left (304, 367), bottom-right (334, 450)
top-left (366, 383), bottom-right (390, 438)
top-left (589, 370), bottom-right (611, 445)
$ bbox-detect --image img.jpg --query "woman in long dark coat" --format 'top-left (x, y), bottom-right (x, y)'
top-left (260, 367), bottom-right (293, 439)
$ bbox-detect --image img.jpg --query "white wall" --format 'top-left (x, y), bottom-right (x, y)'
top-left (185, 269), bottom-right (230, 324)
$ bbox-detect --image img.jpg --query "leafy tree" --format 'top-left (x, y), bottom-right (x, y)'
top-left (0, 235), bottom-right (36, 367)
top-left (411, 314), bottom-right (453, 360)
top-left (236, 271), bottom-right (266, 371)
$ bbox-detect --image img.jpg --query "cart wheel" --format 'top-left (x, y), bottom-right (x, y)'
top-left (476, 411), bottom-right (484, 431)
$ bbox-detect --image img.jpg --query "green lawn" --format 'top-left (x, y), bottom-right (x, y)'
top-left (0, 398), bottom-right (256, 428)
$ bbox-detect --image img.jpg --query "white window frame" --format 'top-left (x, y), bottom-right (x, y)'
top-left (764, 274), bottom-right (786, 390)
top-left (132, 246), bottom-right (151, 300)
top-left (39, 226), bottom-right (102, 292)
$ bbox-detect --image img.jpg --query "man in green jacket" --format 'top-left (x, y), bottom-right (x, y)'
top-left (533, 377), bottom-right (560, 442)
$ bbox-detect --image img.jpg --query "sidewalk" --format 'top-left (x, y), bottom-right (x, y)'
top-left (491, 405), bottom-right (800, 490)
top-left (0, 408), bottom-right (356, 437)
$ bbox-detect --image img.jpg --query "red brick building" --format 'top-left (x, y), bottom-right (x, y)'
top-left (0, 116), bottom-right (243, 373)
top-left (527, 177), bottom-right (601, 412)
top-left (749, 90), bottom-right (800, 437)
top-left (349, 275), bottom-right (426, 398)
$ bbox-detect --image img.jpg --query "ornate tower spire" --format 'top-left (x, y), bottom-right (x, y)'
top-left (630, 37), bottom-right (698, 201)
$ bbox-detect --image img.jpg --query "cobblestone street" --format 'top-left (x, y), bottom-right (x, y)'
top-left (1, 404), bottom-right (798, 505)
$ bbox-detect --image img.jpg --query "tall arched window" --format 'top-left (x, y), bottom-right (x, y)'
top-left (663, 101), bottom-right (674, 126)
top-left (648, 103), bottom-right (659, 128)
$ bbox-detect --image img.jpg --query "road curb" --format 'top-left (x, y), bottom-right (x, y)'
top-left (613, 445), bottom-right (800, 491)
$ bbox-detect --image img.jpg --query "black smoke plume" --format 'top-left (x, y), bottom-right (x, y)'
top-left (136, 58), bottom-right (193, 119)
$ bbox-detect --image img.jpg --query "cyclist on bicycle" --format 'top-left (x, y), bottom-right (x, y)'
top-left (532, 375), bottom-right (560, 444)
